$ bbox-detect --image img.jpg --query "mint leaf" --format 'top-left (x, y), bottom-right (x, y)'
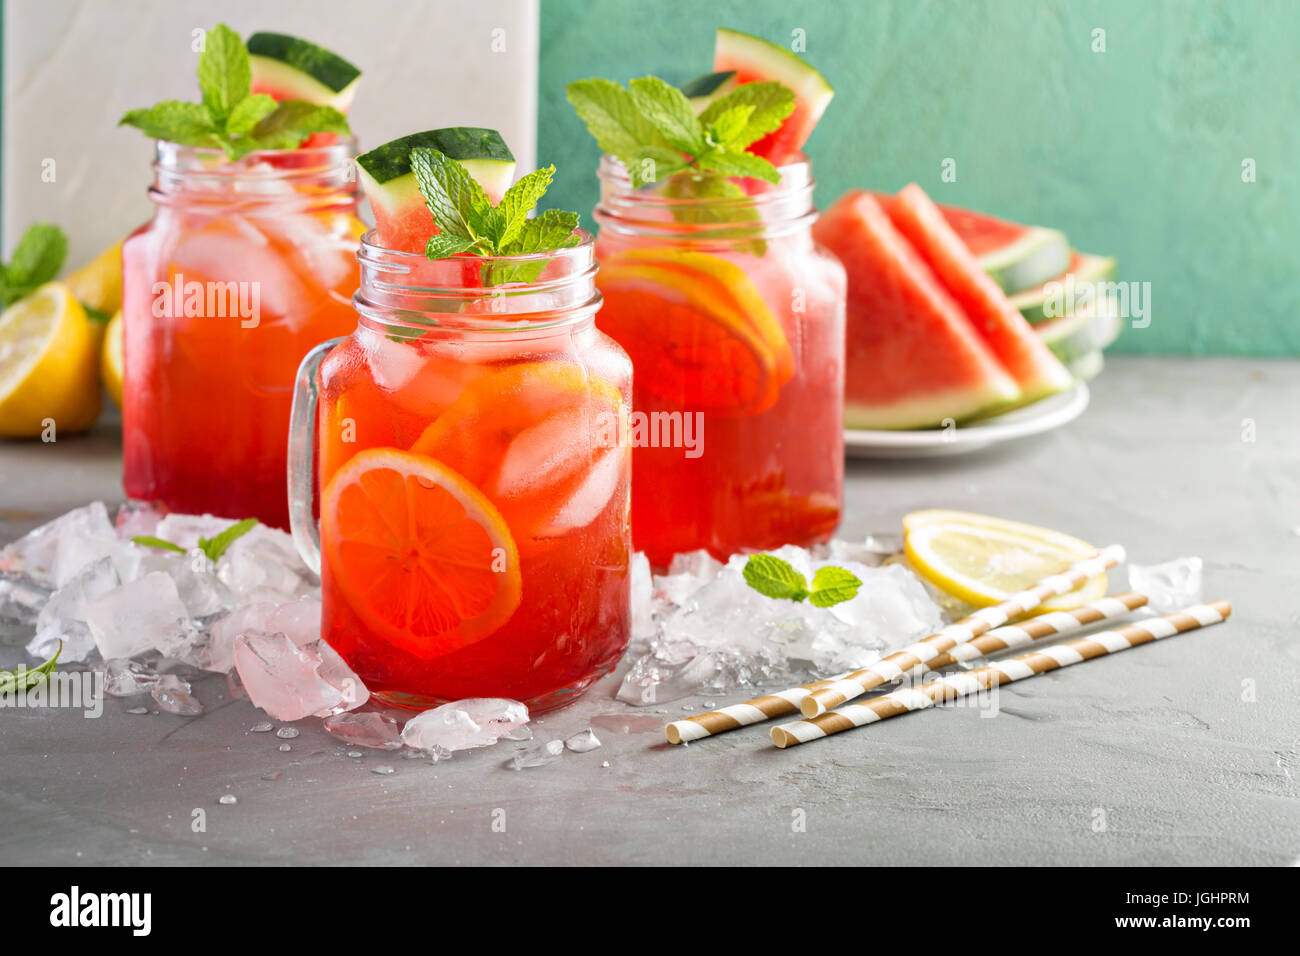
top-left (197, 23), bottom-right (251, 125)
top-left (0, 643), bottom-right (60, 693)
top-left (496, 165), bottom-right (556, 247)
top-left (628, 76), bottom-right (706, 154)
top-left (410, 148), bottom-right (492, 243)
top-left (699, 81), bottom-right (795, 150)
top-left (626, 145), bottom-right (689, 188)
top-left (249, 100), bottom-right (349, 149)
top-left (425, 233), bottom-right (477, 259)
top-left (119, 101), bottom-right (222, 149)
top-left (197, 518), bottom-right (258, 562)
top-left (743, 554), bottom-right (809, 602)
top-left (808, 566), bottom-right (863, 608)
top-left (81, 303), bottom-right (113, 324)
top-left (131, 535), bottom-right (187, 553)
top-left (565, 78), bottom-right (672, 163)
top-left (695, 149), bottom-right (782, 183)
top-left (0, 223), bottom-right (68, 307)
top-left (225, 93), bottom-right (278, 136)
top-left (499, 209), bottom-right (580, 256)
top-left (707, 105), bottom-right (755, 148)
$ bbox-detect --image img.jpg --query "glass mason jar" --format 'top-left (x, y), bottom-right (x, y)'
top-left (120, 140), bottom-right (363, 530)
top-left (593, 156), bottom-right (847, 567)
top-left (288, 232), bottom-right (632, 711)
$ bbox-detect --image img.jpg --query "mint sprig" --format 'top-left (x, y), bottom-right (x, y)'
top-left (0, 224), bottom-right (67, 308)
top-left (133, 518), bottom-right (258, 563)
top-left (410, 148), bottom-right (581, 285)
top-left (120, 23), bottom-right (350, 161)
top-left (742, 555), bottom-right (863, 608)
top-left (566, 76), bottom-right (794, 188)
top-left (0, 643), bottom-right (60, 694)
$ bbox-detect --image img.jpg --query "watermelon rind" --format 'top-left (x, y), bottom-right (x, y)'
top-left (681, 70), bottom-right (738, 110)
top-left (1010, 253), bottom-right (1118, 324)
top-left (1065, 349), bottom-right (1105, 381)
top-left (977, 227), bottom-right (1070, 295)
top-left (247, 33), bottom-right (361, 111)
top-left (1036, 295), bottom-right (1122, 364)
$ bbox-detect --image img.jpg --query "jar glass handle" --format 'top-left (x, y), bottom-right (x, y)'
top-left (287, 337), bottom-right (343, 574)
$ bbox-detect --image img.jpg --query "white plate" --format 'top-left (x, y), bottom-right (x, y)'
top-left (845, 383), bottom-right (1090, 459)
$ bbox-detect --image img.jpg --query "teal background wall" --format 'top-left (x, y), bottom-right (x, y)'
top-left (539, 0), bottom-right (1300, 356)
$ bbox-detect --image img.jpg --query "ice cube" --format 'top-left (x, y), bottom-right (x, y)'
top-left (1128, 557), bottom-right (1204, 614)
top-left (400, 698), bottom-right (529, 752)
top-left (0, 571), bottom-right (52, 630)
top-left (265, 595), bottom-right (322, 646)
top-left (26, 620), bottom-right (96, 663)
top-left (168, 553), bottom-right (234, 619)
top-left (102, 658), bottom-right (159, 697)
top-left (84, 572), bottom-right (190, 659)
top-left (152, 514), bottom-right (235, 550)
top-left (0, 502), bottom-right (114, 585)
top-left (151, 673), bottom-right (203, 716)
top-left (667, 549), bottom-right (725, 580)
top-left (508, 739), bottom-right (564, 770)
top-left (112, 501), bottom-right (165, 541)
top-left (233, 631), bottom-right (368, 722)
top-left (206, 600), bottom-right (279, 673)
top-left (629, 552), bottom-right (655, 643)
top-left (323, 712), bottom-right (402, 750)
top-left (564, 729), bottom-right (602, 753)
top-left (36, 556), bottom-right (120, 631)
top-left (217, 528), bottom-right (311, 597)
top-left (537, 447), bottom-right (626, 536)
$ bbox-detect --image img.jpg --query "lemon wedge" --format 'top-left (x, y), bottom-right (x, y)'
top-left (903, 509), bottom-right (1107, 611)
top-left (63, 240), bottom-right (123, 318)
top-left (0, 283), bottom-right (103, 437)
top-left (102, 309), bottom-right (124, 408)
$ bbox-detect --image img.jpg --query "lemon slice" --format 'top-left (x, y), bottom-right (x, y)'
top-left (102, 310), bottom-right (124, 408)
top-left (0, 283), bottom-right (103, 437)
top-left (903, 509), bottom-right (1107, 611)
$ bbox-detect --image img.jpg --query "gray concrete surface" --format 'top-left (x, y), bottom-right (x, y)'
top-left (1, 355), bottom-right (1297, 866)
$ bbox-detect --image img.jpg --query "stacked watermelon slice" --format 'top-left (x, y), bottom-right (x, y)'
top-left (816, 186), bottom-right (1120, 429)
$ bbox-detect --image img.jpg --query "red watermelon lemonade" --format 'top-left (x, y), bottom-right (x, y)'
top-left (569, 28), bottom-right (845, 566)
top-left (118, 26), bottom-right (363, 529)
top-left (289, 130), bottom-right (632, 710)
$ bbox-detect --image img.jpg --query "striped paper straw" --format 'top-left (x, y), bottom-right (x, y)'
top-left (663, 588), bottom-right (1146, 745)
top-left (799, 545), bottom-right (1126, 718)
top-left (771, 599), bottom-right (1232, 748)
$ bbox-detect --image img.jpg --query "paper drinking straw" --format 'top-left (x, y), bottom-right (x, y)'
top-left (770, 599), bottom-right (1232, 748)
top-left (799, 544), bottom-right (1126, 718)
top-left (663, 587), bottom-right (1145, 745)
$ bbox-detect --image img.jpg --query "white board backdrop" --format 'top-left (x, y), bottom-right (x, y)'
top-left (2, 0), bottom-right (539, 269)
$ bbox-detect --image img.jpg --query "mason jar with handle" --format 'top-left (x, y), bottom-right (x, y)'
top-left (289, 230), bottom-right (632, 711)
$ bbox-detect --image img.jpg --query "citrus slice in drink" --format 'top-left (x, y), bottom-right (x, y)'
top-left (321, 447), bottom-right (522, 659)
top-left (596, 247), bottom-right (793, 415)
top-left (0, 283), bottom-right (103, 437)
top-left (101, 309), bottom-right (125, 408)
top-left (411, 362), bottom-right (627, 537)
top-left (902, 509), bottom-right (1107, 612)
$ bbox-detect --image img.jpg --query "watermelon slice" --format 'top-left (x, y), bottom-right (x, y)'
top-left (355, 128), bottom-right (516, 253)
top-left (247, 33), bottom-right (362, 113)
top-left (712, 28), bottom-right (833, 166)
top-left (812, 190), bottom-right (1020, 429)
top-left (938, 202), bottom-right (1069, 295)
top-left (1036, 294), bottom-right (1122, 364)
top-left (886, 183), bottom-right (1074, 407)
top-left (1009, 251), bottom-right (1117, 323)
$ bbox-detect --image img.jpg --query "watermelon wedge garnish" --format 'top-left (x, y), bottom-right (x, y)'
top-left (712, 28), bottom-right (833, 166)
top-left (813, 190), bottom-right (1020, 429)
top-left (355, 128), bottom-right (516, 253)
top-left (247, 32), bottom-right (361, 113)
top-left (886, 184), bottom-right (1074, 407)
